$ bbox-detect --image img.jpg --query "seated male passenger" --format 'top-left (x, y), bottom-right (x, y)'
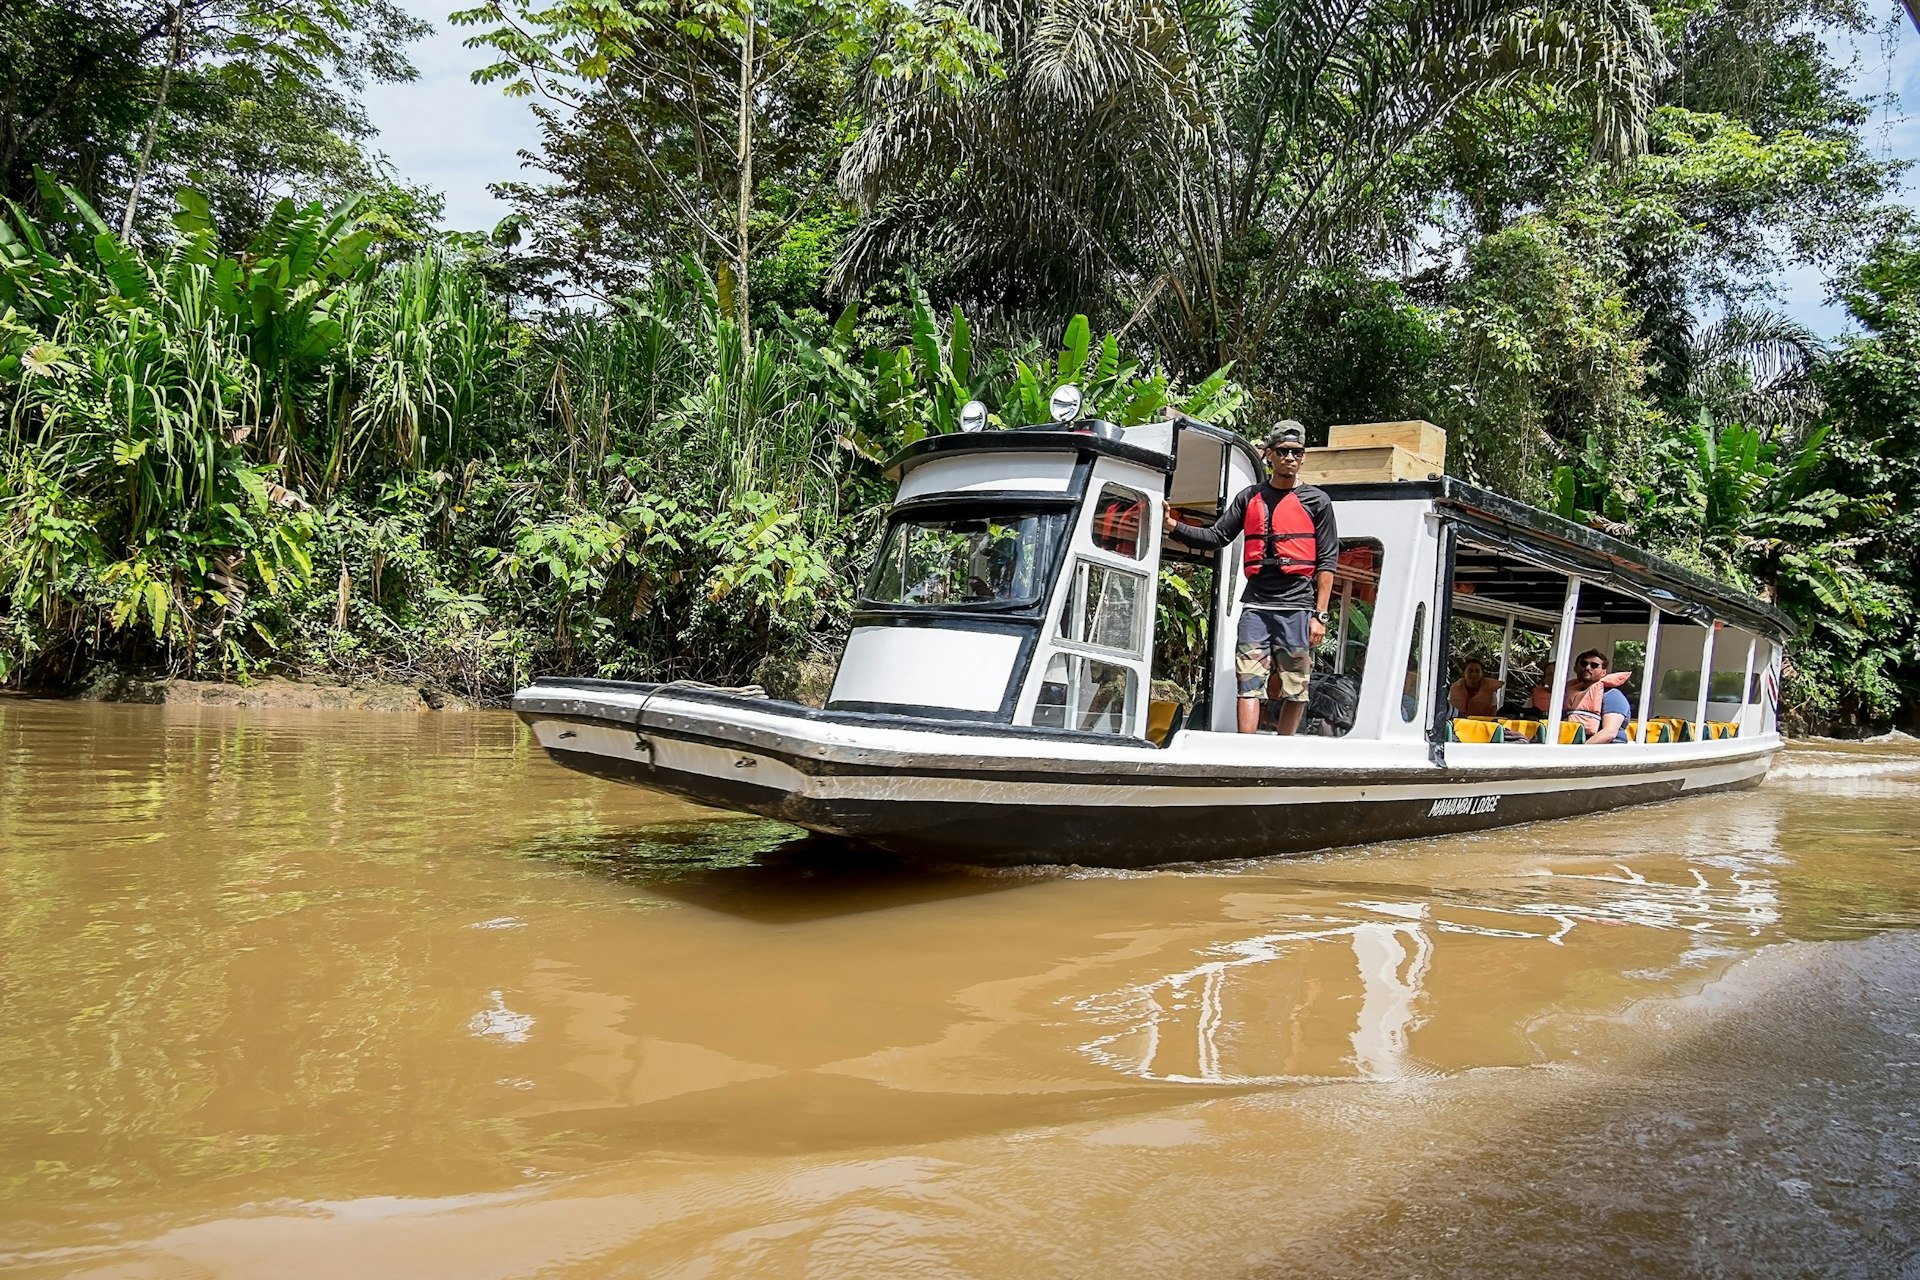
top-left (1564, 649), bottom-right (1634, 743)
top-left (1448, 658), bottom-right (1500, 717)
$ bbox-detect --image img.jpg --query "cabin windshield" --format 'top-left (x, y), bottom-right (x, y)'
top-left (865, 509), bottom-right (1066, 608)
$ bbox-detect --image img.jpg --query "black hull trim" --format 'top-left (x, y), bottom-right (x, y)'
top-left (541, 746), bottom-right (1764, 868)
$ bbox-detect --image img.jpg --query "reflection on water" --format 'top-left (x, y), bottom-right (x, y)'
top-left (3, 702), bottom-right (1919, 1277)
top-left (517, 818), bottom-right (810, 880)
top-left (1073, 847), bottom-right (1790, 1088)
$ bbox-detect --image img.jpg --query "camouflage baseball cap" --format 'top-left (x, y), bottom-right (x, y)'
top-left (1263, 421), bottom-right (1307, 449)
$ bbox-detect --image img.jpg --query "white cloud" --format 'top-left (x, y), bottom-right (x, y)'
top-left (360, 1), bottom-right (545, 234)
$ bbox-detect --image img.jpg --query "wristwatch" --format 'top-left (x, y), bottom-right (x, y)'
top-left (1312, 610), bottom-right (1332, 624)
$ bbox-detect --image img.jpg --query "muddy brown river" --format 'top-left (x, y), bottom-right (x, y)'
top-left (2, 700), bottom-right (1918, 1278)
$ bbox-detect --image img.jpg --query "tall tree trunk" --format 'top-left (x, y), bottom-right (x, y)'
top-left (122, 0), bottom-right (187, 239)
top-left (734, 0), bottom-right (754, 352)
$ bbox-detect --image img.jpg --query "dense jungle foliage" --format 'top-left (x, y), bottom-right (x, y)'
top-left (5, 0), bottom-right (1920, 731)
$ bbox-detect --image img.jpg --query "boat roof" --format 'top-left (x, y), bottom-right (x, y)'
top-left (1330, 478), bottom-right (1793, 638)
top-left (883, 422), bottom-right (1196, 481)
top-left (882, 427), bottom-right (1790, 638)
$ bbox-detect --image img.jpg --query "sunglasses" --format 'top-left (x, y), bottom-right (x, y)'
top-left (1579, 659), bottom-right (1607, 669)
top-left (1269, 446), bottom-right (1306, 458)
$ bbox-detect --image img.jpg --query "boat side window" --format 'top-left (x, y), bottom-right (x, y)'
top-left (1040, 543), bottom-right (1152, 734)
top-left (865, 510), bottom-right (1065, 608)
top-left (1326, 540), bottom-right (1382, 675)
top-left (1031, 654), bottom-right (1138, 734)
top-left (1401, 603), bottom-right (1426, 724)
top-left (1301, 538), bottom-right (1381, 739)
top-left (1657, 667), bottom-right (1702, 702)
top-left (1089, 485), bottom-right (1149, 560)
top-left (1748, 640), bottom-right (1771, 704)
top-left (1058, 562), bottom-right (1149, 655)
top-left (1709, 665), bottom-right (1749, 702)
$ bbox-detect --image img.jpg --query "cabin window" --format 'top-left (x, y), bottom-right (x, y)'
top-left (866, 510), bottom-right (1065, 608)
top-left (1058, 562), bottom-right (1149, 656)
top-left (1032, 654), bottom-right (1138, 734)
top-left (1301, 539), bottom-right (1383, 739)
top-left (1660, 667), bottom-right (1754, 704)
top-left (1090, 485), bottom-right (1149, 560)
top-left (1327, 540), bottom-right (1382, 675)
top-left (1657, 668), bottom-right (1703, 702)
top-left (1401, 603), bottom-right (1426, 723)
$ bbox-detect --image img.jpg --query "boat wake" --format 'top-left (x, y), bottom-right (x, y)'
top-left (1768, 752), bottom-right (1920, 781)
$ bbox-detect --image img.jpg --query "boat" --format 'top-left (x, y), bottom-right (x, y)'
top-left (514, 392), bottom-right (1790, 868)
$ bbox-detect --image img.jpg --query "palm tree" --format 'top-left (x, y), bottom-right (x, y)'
top-left (1683, 305), bottom-right (1824, 441)
top-left (836, 0), bottom-right (1664, 375)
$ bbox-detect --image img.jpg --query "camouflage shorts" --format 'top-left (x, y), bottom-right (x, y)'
top-left (1236, 608), bottom-right (1313, 701)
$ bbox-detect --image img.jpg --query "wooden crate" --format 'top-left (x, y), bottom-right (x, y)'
top-left (1299, 444), bottom-right (1443, 486)
top-left (1327, 419), bottom-right (1447, 470)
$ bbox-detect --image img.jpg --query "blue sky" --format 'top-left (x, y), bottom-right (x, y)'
top-left (1770, 11), bottom-right (1920, 335)
top-left (360, 10), bottom-right (544, 236)
top-left (361, 4), bottom-right (1920, 337)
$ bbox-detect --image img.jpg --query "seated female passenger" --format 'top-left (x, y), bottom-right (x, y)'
top-left (1448, 658), bottom-right (1500, 717)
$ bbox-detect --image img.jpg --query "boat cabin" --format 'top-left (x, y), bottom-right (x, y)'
top-left (828, 400), bottom-right (1790, 759)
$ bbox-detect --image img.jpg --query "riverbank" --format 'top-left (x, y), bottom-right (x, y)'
top-left (70, 672), bottom-right (479, 713)
top-left (46, 651), bottom-right (842, 715)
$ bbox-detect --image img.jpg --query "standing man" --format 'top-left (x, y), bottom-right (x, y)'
top-left (1162, 421), bottom-right (1338, 735)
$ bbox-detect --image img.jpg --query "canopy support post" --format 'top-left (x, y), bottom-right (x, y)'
top-left (1738, 634), bottom-right (1758, 736)
top-left (1496, 613), bottom-right (1515, 710)
top-left (1693, 620), bottom-right (1718, 741)
top-left (1635, 606), bottom-right (1661, 746)
top-left (1545, 577), bottom-right (1581, 745)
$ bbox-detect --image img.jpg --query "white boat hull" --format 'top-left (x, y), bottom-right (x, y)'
top-left (515, 680), bottom-right (1779, 868)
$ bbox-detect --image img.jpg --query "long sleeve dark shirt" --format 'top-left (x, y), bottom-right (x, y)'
top-left (1167, 482), bottom-right (1338, 610)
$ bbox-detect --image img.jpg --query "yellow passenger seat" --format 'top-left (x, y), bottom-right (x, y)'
top-left (1651, 717), bottom-right (1694, 742)
top-left (1496, 718), bottom-right (1542, 742)
top-left (1449, 718), bottom-right (1504, 744)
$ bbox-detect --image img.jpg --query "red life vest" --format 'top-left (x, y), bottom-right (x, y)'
top-left (1244, 489), bottom-right (1317, 580)
top-left (1092, 495), bottom-right (1142, 558)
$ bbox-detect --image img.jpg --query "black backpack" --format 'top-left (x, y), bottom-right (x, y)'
top-left (1303, 671), bottom-right (1360, 736)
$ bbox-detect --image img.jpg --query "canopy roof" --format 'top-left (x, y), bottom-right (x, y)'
top-left (1327, 478), bottom-right (1793, 639)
